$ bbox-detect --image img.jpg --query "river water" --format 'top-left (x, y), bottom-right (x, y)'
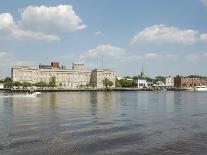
top-left (0, 91), bottom-right (207, 155)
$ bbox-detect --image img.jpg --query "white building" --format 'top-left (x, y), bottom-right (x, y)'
top-left (137, 79), bottom-right (148, 88)
top-left (165, 76), bottom-right (174, 87)
top-left (0, 83), bottom-right (4, 89)
top-left (153, 81), bottom-right (165, 87)
top-left (11, 62), bottom-right (116, 89)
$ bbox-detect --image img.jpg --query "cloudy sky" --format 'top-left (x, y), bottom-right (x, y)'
top-left (0, 0), bottom-right (207, 78)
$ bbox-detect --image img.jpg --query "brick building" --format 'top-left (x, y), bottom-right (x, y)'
top-left (174, 77), bottom-right (207, 88)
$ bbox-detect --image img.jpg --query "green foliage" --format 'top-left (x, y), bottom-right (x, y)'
top-left (116, 78), bottom-right (133, 87)
top-left (187, 75), bottom-right (207, 78)
top-left (102, 78), bottom-right (113, 88)
top-left (4, 77), bottom-right (13, 88)
top-left (154, 76), bottom-right (166, 83)
top-left (22, 82), bottom-right (32, 88)
top-left (124, 76), bottom-right (132, 79)
top-left (86, 82), bottom-right (97, 88)
top-left (138, 75), bottom-right (146, 80)
top-left (145, 77), bottom-right (154, 82)
top-left (90, 82), bottom-right (97, 88)
top-left (34, 81), bottom-right (48, 88)
top-left (13, 81), bottom-right (22, 87)
top-left (48, 76), bottom-right (56, 87)
top-left (132, 76), bottom-right (138, 80)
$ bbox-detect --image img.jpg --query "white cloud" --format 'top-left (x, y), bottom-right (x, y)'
top-left (126, 53), bottom-right (178, 61)
top-left (144, 53), bottom-right (162, 59)
top-left (0, 13), bottom-right (59, 41)
top-left (0, 5), bottom-right (86, 41)
top-left (80, 44), bottom-right (126, 59)
top-left (20, 5), bottom-right (87, 33)
top-left (200, 33), bottom-right (207, 42)
top-left (130, 24), bottom-right (198, 45)
top-left (95, 31), bottom-right (103, 36)
top-left (0, 52), bottom-right (10, 60)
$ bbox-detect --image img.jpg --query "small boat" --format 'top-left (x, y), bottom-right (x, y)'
top-left (185, 87), bottom-right (194, 91)
top-left (194, 85), bottom-right (207, 91)
top-left (25, 91), bottom-right (41, 97)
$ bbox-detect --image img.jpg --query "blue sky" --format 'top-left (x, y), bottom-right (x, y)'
top-left (0, 0), bottom-right (207, 78)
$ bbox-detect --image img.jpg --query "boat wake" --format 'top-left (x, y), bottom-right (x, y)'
top-left (0, 92), bottom-right (41, 98)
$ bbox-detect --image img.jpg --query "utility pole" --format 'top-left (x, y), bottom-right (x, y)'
top-left (101, 55), bottom-right (103, 68)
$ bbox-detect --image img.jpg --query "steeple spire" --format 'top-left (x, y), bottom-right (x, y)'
top-left (141, 65), bottom-right (144, 77)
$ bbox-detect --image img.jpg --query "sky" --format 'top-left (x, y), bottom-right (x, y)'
top-left (0, 0), bottom-right (207, 78)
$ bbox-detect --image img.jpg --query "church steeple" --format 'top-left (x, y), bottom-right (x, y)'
top-left (140, 65), bottom-right (144, 77)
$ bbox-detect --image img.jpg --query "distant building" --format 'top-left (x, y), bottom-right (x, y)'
top-left (0, 83), bottom-right (4, 89)
top-left (165, 76), bottom-right (174, 87)
top-left (136, 66), bottom-right (148, 88)
top-left (11, 62), bottom-right (116, 89)
top-left (174, 77), bottom-right (207, 88)
top-left (137, 79), bottom-right (148, 88)
top-left (51, 62), bottom-right (60, 69)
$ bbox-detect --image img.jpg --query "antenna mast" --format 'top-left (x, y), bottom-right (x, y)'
top-left (101, 55), bottom-right (103, 68)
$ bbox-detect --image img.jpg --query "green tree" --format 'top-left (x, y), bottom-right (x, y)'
top-left (117, 78), bottom-right (133, 87)
top-left (48, 76), bottom-right (56, 88)
top-left (90, 82), bottom-right (97, 88)
top-left (102, 78), bottom-right (113, 88)
top-left (22, 82), bottom-right (32, 88)
top-left (154, 76), bottom-right (166, 83)
top-left (115, 78), bottom-right (121, 87)
top-left (187, 75), bottom-right (206, 78)
top-left (35, 81), bottom-right (48, 88)
top-left (13, 81), bottom-right (22, 88)
top-left (138, 75), bottom-right (146, 80)
top-left (86, 82), bottom-right (97, 88)
top-left (4, 77), bottom-right (13, 88)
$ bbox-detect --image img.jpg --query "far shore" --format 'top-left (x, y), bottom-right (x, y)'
top-left (0, 87), bottom-right (187, 93)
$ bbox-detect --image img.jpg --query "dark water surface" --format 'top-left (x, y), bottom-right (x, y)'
top-left (1, 91), bottom-right (207, 155)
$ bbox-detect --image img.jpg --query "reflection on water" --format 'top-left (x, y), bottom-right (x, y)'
top-left (0, 91), bottom-right (207, 154)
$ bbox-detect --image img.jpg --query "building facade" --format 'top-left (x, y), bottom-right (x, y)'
top-left (0, 83), bottom-right (4, 89)
top-left (174, 77), bottom-right (207, 88)
top-left (11, 62), bottom-right (116, 89)
top-left (165, 76), bottom-right (174, 87)
top-left (137, 79), bottom-right (148, 88)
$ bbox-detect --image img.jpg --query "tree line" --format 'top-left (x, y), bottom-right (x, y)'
top-left (1, 77), bottom-right (114, 89)
top-left (2, 76), bottom-right (56, 88)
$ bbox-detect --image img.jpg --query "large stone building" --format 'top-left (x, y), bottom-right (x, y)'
top-left (174, 77), bottom-right (207, 88)
top-left (11, 62), bottom-right (116, 89)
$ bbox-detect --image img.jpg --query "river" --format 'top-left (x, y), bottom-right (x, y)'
top-left (0, 91), bottom-right (207, 155)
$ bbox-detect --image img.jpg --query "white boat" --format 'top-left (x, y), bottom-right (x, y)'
top-left (194, 85), bottom-right (207, 91)
top-left (25, 92), bottom-right (41, 97)
top-left (185, 87), bottom-right (194, 91)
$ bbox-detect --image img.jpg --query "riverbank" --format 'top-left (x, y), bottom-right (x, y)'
top-left (0, 87), bottom-right (187, 93)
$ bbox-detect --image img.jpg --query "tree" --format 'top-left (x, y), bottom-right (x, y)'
top-left (86, 82), bottom-right (97, 88)
top-left (187, 75), bottom-right (206, 78)
top-left (154, 76), bottom-right (166, 83)
top-left (13, 81), bottom-right (22, 88)
top-left (48, 76), bottom-right (56, 88)
top-left (117, 78), bottom-right (133, 87)
top-left (22, 82), bottom-right (32, 88)
top-left (4, 77), bottom-right (13, 88)
top-left (35, 81), bottom-right (48, 88)
top-left (102, 78), bottom-right (113, 88)
top-left (138, 75), bottom-right (146, 80)
top-left (115, 78), bottom-right (121, 87)
top-left (90, 82), bottom-right (97, 88)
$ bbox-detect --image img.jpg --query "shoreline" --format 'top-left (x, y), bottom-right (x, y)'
top-left (0, 87), bottom-right (187, 93)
